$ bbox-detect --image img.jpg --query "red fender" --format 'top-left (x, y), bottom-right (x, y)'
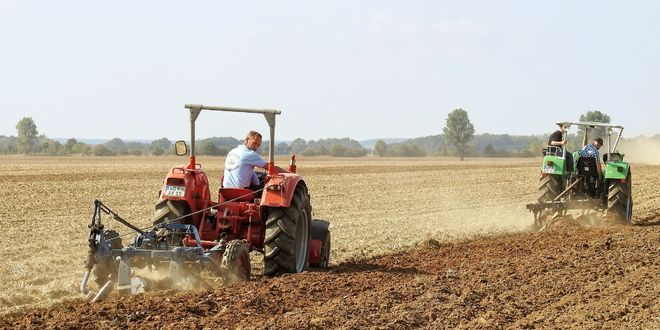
top-left (260, 173), bottom-right (305, 208)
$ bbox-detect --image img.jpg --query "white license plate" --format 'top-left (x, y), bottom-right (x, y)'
top-left (542, 166), bottom-right (556, 174)
top-left (164, 185), bottom-right (185, 197)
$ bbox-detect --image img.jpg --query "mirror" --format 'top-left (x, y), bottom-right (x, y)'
top-left (174, 140), bottom-right (188, 156)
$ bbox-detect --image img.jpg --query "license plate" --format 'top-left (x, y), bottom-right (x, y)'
top-left (542, 166), bottom-right (556, 174)
top-left (164, 185), bottom-right (185, 197)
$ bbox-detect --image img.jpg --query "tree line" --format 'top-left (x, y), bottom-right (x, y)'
top-left (1, 118), bottom-right (371, 157)
top-left (3, 111), bottom-right (655, 158)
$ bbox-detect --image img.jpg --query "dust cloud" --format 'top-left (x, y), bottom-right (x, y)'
top-left (618, 137), bottom-right (660, 165)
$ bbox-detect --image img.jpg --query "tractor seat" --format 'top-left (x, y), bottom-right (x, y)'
top-left (576, 157), bottom-right (599, 178)
top-left (219, 188), bottom-right (256, 202)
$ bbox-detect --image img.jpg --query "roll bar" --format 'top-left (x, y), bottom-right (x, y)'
top-left (184, 104), bottom-right (281, 169)
top-left (554, 120), bottom-right (625, 159)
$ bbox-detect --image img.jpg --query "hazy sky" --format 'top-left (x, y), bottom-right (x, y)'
top-left (1, 1), bottom-right (659, 141)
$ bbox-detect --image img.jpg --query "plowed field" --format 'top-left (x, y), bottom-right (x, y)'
top-left (0, 156), bottom-right (658, 329)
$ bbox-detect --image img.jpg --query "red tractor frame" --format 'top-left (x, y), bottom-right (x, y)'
top-left (155, 104), bottom-right (330, 279)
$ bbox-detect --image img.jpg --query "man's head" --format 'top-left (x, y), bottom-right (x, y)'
top-left (593, 138), bottom-right (603, 149)
top-left (244, 131), bottom-right (262, 151)
top-left (556, 123), bottom-right (568, 133)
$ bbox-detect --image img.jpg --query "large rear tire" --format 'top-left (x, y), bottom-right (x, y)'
top-left (607, 171), bottom-right (633, 224)
top-left (93, 230), bottom-right (123, 287)
top-left (220, 240), bottom-right (251, 284)
top-left (263, 184), bottom-right (311, 276)
top-left (538, 174), bottom-right (561, 203)
top-left (535, 174), bottom-right (562, 230)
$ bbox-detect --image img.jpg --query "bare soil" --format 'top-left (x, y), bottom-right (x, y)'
top-left (0, 156), bottom-right (658, 329)
top-left (1, 224), bottom-right (658, 329)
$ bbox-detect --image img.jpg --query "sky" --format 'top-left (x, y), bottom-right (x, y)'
top-left (1, 1), bottom-right (659, 141)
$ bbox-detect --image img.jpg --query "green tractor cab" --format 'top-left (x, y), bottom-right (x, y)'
top-left (528, 121), bottom-right (633, 230)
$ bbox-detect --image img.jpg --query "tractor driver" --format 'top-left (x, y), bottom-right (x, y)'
top-left (223, 131), bottom-right (268, 190)
top-left (548, 123), bottom-right (573, 174)
top-left (223, 131), bottom-right (286, 190)
top-left (580, 137), bottom-right (604, 174)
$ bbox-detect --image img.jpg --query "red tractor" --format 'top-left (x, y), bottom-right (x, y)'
top-left (81, 104), bottom-right (330, 297)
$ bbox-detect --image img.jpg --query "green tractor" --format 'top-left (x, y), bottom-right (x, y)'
top-left (527, 121), bottom-right (633, 230)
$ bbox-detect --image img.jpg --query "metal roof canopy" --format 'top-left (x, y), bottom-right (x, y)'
top-left (555, 121), bottom-right (624, 130)
top-left (554, 121), bottom-right (625, 156)
top-left (184, 104), bottom-right (282, 165)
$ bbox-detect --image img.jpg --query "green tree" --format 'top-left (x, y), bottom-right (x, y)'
top-left (105, 138), bottom-right (127, 155)
top-left (330, 144), bottom-right (347, 157)
top-left (71, 141), bottom-right (90, 155)
top-left (578, 110), bottom-right (611, 145)
top-left (42, 139), bottom-right (62, 155)
top-left (150, 138), bottom-right (172, 152)
top-left (128, 148), bottom-right (143, 156)
top-left (65, 138), bottom-right (78, 154)
top-left (152, 147), bottom-right (165, 156)
top-left (276, 142), bottom-right (291, 155)
top-left (0, 136), bottom-right (17, 154)
top-left (483, 144), bottom-right (496, 157)
top-left (15, 117), bottom-right (39, 154)
top-left (218, 146), bottom-right (230, 156)
top-left (527, 138), bottom-right (545, 157)
top-left (93, 144), bottom-right (116, 156)
top-left (200, 141), bottom-right (221, 156)
top-left (374, 139), bottom-right (387, 157)
top-left (78, 143), bottom-right (93, 155)
top-left (386, 144), bottom-right (426, 157)
top-left (442, 109), bottom-right (475, 161)
top-left (290, 138), bottom-right (307, 153)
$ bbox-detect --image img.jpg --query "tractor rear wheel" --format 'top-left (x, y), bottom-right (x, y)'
top-left (264, 184), bottom-right (311, 276)
top-left (535, 174), bottom-right (562, 230)
top-left (538, 174), bottom-right (562, 203)
top-left (220, 240), bottom-right (251, 284)
top-left (94, 230), bottom-right (123, 287)
top-left (607, 172), bottom-right (633, 224)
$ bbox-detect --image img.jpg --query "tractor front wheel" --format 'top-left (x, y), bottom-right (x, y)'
top-left (152, 198), bottom-right (190, 225)
top-left (264, 184), bottom-right (311, 276)
top-left (220, 240), bottom-right (251, 284)
top-left (607, 171), bottom-right (633, 224)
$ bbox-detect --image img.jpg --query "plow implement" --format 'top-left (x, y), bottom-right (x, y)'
top-left (526, 199), bottom-right (605, 231)
top-left (81, 200), bottom-right (235, 300)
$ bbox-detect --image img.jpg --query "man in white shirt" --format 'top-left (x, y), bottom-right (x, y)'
top-left (223, 131), bottom-right (268, 189)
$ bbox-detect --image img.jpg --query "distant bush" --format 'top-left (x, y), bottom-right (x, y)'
top-left (93, 145), bottom-right (116, 156)
top-left (152, 147), bottom-right (165, 156)
top-left (385, 143), bottom-right (426, 157)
